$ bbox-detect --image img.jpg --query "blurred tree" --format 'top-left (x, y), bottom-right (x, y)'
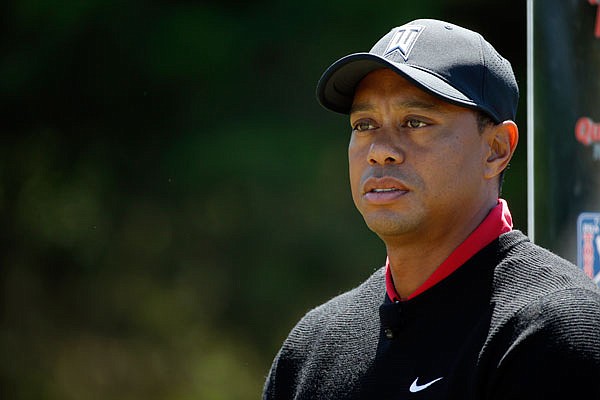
top-left (0, 1), bottom-right (526, 399)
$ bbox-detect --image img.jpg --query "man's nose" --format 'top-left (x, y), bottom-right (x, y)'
top-left (367, 133), bottom-right (405, 165)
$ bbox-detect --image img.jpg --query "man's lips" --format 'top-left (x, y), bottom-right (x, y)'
top-left (362, 177), bottom-right (409, 204)
top-left (363, 177), bottom-right (409, 194)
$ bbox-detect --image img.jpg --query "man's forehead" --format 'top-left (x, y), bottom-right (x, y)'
top-left (349, 98), bottom-right (443, 115)
top-left (353, 69), bottom-right (442, 99)
top-left (350, 70), bottom-right (457, 115)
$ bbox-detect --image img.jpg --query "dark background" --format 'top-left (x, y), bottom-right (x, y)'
top-left (0, 1), bottom-right (526, 399)
top-left (532, 0), bottom-right (600, 262)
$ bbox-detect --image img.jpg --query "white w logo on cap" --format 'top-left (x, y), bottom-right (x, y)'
top-left (384, 25), bottom-right (425, 60)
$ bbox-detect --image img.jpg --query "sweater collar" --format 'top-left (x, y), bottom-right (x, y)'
top-left (385, 198), bottom-right (513, 302)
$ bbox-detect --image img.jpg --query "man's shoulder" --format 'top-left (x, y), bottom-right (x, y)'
top-left (283, 266), bottom-right (386, 345)
top-left (496, 230), bottom-right (600, 295)
top-left (491, 230), bottom-right (600, 334)
top-left (263, 267), bottom-right (387, 399)
top-left (299, 266), bottom-right (385, 322)
top-left (481, 245), bottom-right (600, 399)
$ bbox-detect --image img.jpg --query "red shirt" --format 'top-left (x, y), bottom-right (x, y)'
top-left (385, 199), bottom-right (513, 301)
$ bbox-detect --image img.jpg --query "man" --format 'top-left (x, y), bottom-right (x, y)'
top-left (263, 19), bottom-right (600, 399)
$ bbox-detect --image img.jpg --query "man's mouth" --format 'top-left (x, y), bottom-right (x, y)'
top-left (370, 188), bottom-right (401, 193)
top-left (363, 176), bottom-right (409, 194)
top-left (363, 181), bottom-right (409, 204)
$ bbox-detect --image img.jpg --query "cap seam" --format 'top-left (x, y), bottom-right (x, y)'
top-left (477, 34), bottom-right (489, 115)
top-left (402, 63), bottom-right (474, 103)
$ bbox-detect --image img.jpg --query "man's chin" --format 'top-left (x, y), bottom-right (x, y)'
top-left (363, 213), bottom-right (418, 238)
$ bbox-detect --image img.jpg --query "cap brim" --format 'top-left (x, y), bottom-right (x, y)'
top-left (316, 53), bottom-right (478, 115)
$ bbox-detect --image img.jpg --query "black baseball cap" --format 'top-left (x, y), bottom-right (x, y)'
top-left (316, 19), bottom-right (519, 123)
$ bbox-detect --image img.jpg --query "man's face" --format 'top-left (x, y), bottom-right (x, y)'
top-left (348, 68), bottom-right (493, 244)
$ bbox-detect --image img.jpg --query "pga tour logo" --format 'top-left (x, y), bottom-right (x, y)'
top-left (578, 213), bottom-right (600, 285)
top-left (384, 25), bottom-right (425, 60)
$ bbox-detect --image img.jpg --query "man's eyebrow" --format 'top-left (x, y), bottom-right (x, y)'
top-left (398, 99), bottom-right (442, 111)
top-left (349, 99), bottom-right (446, 114)
top-left (349, 102), bottom-right (375, 114)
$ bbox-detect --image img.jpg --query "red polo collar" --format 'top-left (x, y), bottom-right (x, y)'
top-left (385, 199), bottom-right (513, 301)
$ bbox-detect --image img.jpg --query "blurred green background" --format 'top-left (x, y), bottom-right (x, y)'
top-left (0, 1), bottom-right (526, 399)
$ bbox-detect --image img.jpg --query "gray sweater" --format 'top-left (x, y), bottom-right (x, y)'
top-left (263, 231), bottom-right (600, 399)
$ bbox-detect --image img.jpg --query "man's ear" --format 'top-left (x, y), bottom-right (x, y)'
top-left (484, 121), bottom-right (519, 179)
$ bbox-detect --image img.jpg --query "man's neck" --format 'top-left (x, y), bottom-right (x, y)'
top-left (385, 238), bottom-right (463, 300)
top-left (384, 199), bottom-right (498, 300)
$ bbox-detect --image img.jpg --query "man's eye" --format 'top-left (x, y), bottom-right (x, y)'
top-left (406, 119), bottom-right (427, 129)
top-left (353, 121), bottom-right (376, 131)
